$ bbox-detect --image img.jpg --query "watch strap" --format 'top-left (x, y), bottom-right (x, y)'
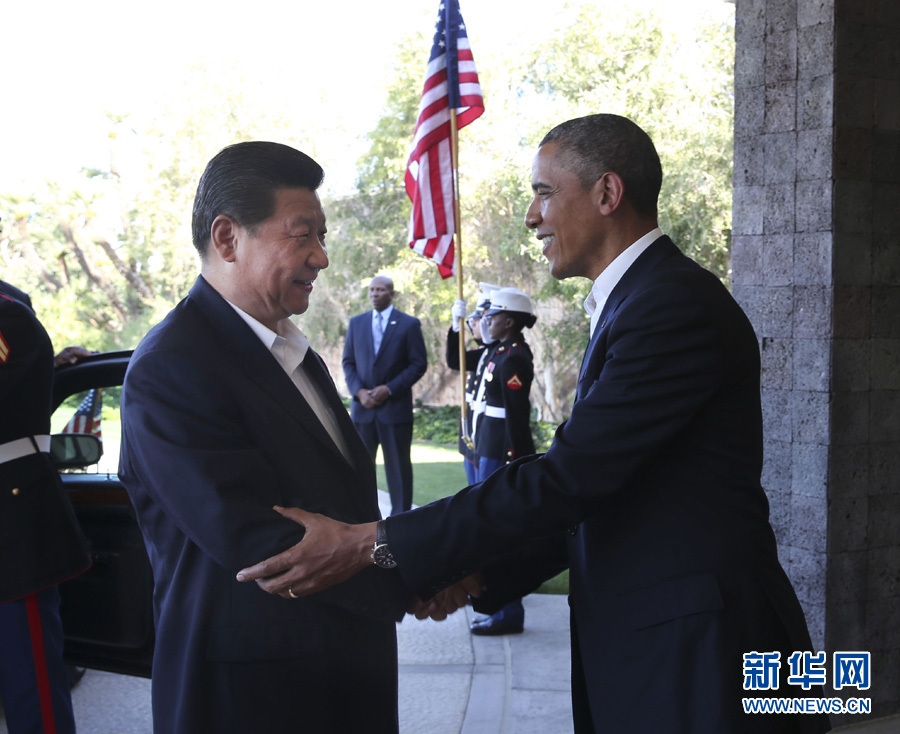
top-left (376, 521), bottom-right (389, 545)
top-left (372, 522), bottom-right (397, 569)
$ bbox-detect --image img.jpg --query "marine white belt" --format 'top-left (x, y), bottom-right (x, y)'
top-left (0, 435), bottom-right (51, 464)
top-left (484, 406), bottom-right (506, 419)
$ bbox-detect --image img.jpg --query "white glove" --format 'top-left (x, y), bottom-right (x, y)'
top-left (451, 299), bottom-right (467, 332)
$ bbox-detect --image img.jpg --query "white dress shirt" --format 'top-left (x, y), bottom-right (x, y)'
top-left (226, 301), bottom-right (352, 462)
top-left (584, 227), bottom-right (663, 337)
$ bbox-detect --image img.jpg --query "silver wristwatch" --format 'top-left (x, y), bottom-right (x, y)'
top-left (371, 521), bottom-right (397, 569)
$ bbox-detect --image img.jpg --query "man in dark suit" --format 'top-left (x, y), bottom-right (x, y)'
top-left (0, 280), bottom-right (91, 734)
top-left (118, 142), bottom-right (415, 733)
top-left (343, 276), bottom-right (427, 514)
top-left (237, 116), bottom-right (830, 733)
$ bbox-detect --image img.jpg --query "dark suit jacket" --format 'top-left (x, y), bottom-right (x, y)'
top-left (119, 276), bottom-right (409, 732)
top-left (0, 284), bottom-right (90, 603)
top-left (386, 238), bottom-right (828, 733)
top-left (343, 308), bottom-right (427, 424)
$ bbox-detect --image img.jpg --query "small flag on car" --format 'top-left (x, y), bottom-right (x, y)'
top-left (62, 388), bottom-right (103, 439)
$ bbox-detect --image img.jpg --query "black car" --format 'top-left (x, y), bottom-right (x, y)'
top-left (51, 350), bottom-right (154, 678)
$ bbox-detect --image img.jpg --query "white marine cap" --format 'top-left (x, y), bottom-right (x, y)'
top-left (470, 281), bottom-right (503, 316)
top-left (484, 287), bottom-right (534, 316)
top-left (476, 281), bottom-right (502, 308)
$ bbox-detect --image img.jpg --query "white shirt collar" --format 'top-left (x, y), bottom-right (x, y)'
top-left (224, 300), bottom-right (352, 462)
top-left (225, 300), bottom-right (310, 373)
top-left (584, 227), bottom-right (663, 336)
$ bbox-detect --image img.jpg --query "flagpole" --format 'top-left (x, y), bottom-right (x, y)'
top-left (407, 0), bottom-right (483, 448)
top-left (450, 108), bottom-right (473, 450)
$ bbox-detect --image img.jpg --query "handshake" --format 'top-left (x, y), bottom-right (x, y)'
top-left (236, 506), bottom-right (484, 622)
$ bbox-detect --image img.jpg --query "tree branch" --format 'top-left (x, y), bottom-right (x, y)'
top-left (59, 222), bottom-right (129, 323)
top-left (94, 236), bottom-right (153, 301)
top-left (14, 218), bottom-right (64, 292)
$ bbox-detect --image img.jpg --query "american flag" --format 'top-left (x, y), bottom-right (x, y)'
top-left (62, 388), bottom-right (102, 439)
top-left (405, 0), bottom-right (484, 279)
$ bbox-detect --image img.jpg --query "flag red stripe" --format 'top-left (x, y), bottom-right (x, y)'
top-left (427, 147), bottom-right (448, 236)
top-left (405, 0), bottom-right (484, 279)
top-left (422, 69), bottom-right (447, 94)
top-left (410, 122), bottom-right (451, 166)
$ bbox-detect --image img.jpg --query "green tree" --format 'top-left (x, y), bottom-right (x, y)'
top-left (0, 65), bottom-right (326, 351)
top-left (304, 4), bottom-right (735, 421)
top-left (523, 4), bottom-right (734, 281)
top-left (1, 5), bottom-right (734, 423)
top-left (1, 173), bottom-right (154, 352)
top-left (304, 32), bottom-right (466, 396)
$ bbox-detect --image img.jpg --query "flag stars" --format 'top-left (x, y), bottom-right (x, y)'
top-left (408, 0), bottom-right (484, 278)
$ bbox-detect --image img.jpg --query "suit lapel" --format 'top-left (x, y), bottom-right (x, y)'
top-left (302, 350), bottom-right (371, 470)
top-left (576, 296), bottom-right (623, 400)
top-left (188, 277), bottom-right (353, 466)
top-left (303, 352), bottom-right (380, 516)
top-left (576, 237), bottom-right (679, 399)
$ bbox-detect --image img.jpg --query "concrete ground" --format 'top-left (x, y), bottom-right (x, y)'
top-left (0, 595), bottom-right (571, 734)
top-left (2, 593), bottom-right (897, 733)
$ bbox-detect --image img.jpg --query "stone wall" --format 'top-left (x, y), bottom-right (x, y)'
top-left (731, 0), bottom-right (900, 722)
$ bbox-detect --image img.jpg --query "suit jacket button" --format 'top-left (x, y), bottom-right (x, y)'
top-left (11, 488), bottom-right (20, 496)
top-left (567, 525), bottom-right (578, 536)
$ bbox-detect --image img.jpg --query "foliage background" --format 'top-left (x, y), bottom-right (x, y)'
top-left (1, 1), bottom-right (734, 424)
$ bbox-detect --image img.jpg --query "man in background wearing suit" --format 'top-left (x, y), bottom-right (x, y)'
top-left (118, 142), bottom-right (415, 734)
top-left (343, 276), bottom-right (427, 514)
top-left (238, 115), bottom-right (830, 734)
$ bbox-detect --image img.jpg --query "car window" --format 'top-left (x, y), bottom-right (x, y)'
top-left (50, 386), bottom-right (121, 474)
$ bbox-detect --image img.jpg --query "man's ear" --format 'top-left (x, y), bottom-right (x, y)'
top-left (210, 214), bottom-right (240, 263)
top-left (594, 172), bottom-right (626, 216)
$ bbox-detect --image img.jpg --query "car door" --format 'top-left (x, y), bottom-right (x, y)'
top-left (51, 350), bottom-right (154, 678)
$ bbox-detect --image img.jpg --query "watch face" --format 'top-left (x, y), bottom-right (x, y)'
top-left (373, 543), bottom-right (397, 569)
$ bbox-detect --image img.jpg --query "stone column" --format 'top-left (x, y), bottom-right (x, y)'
top-left (731, 0), bottom-right (900, 721)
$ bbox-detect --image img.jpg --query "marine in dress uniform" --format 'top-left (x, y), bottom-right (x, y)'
top-left (0, 281), bottom-right (91, 734)
top-left (468, 287), bottom-right (537, 636)
top-left (445, 288), bottom-right (497, 484)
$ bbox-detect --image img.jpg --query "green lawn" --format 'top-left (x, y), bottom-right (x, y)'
top-left (374, 441), bottom-right (468, 507)
top-left (376, 441), bottom-right (569, 596)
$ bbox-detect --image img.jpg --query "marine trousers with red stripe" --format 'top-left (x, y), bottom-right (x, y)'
top-left (0, 586), bottom-right (76, 734)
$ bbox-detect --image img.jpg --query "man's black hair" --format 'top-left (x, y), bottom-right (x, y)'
top-left (191, 141), bottom-right (324, 258)
top-left (541, 114), bottom-right (662, 219)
